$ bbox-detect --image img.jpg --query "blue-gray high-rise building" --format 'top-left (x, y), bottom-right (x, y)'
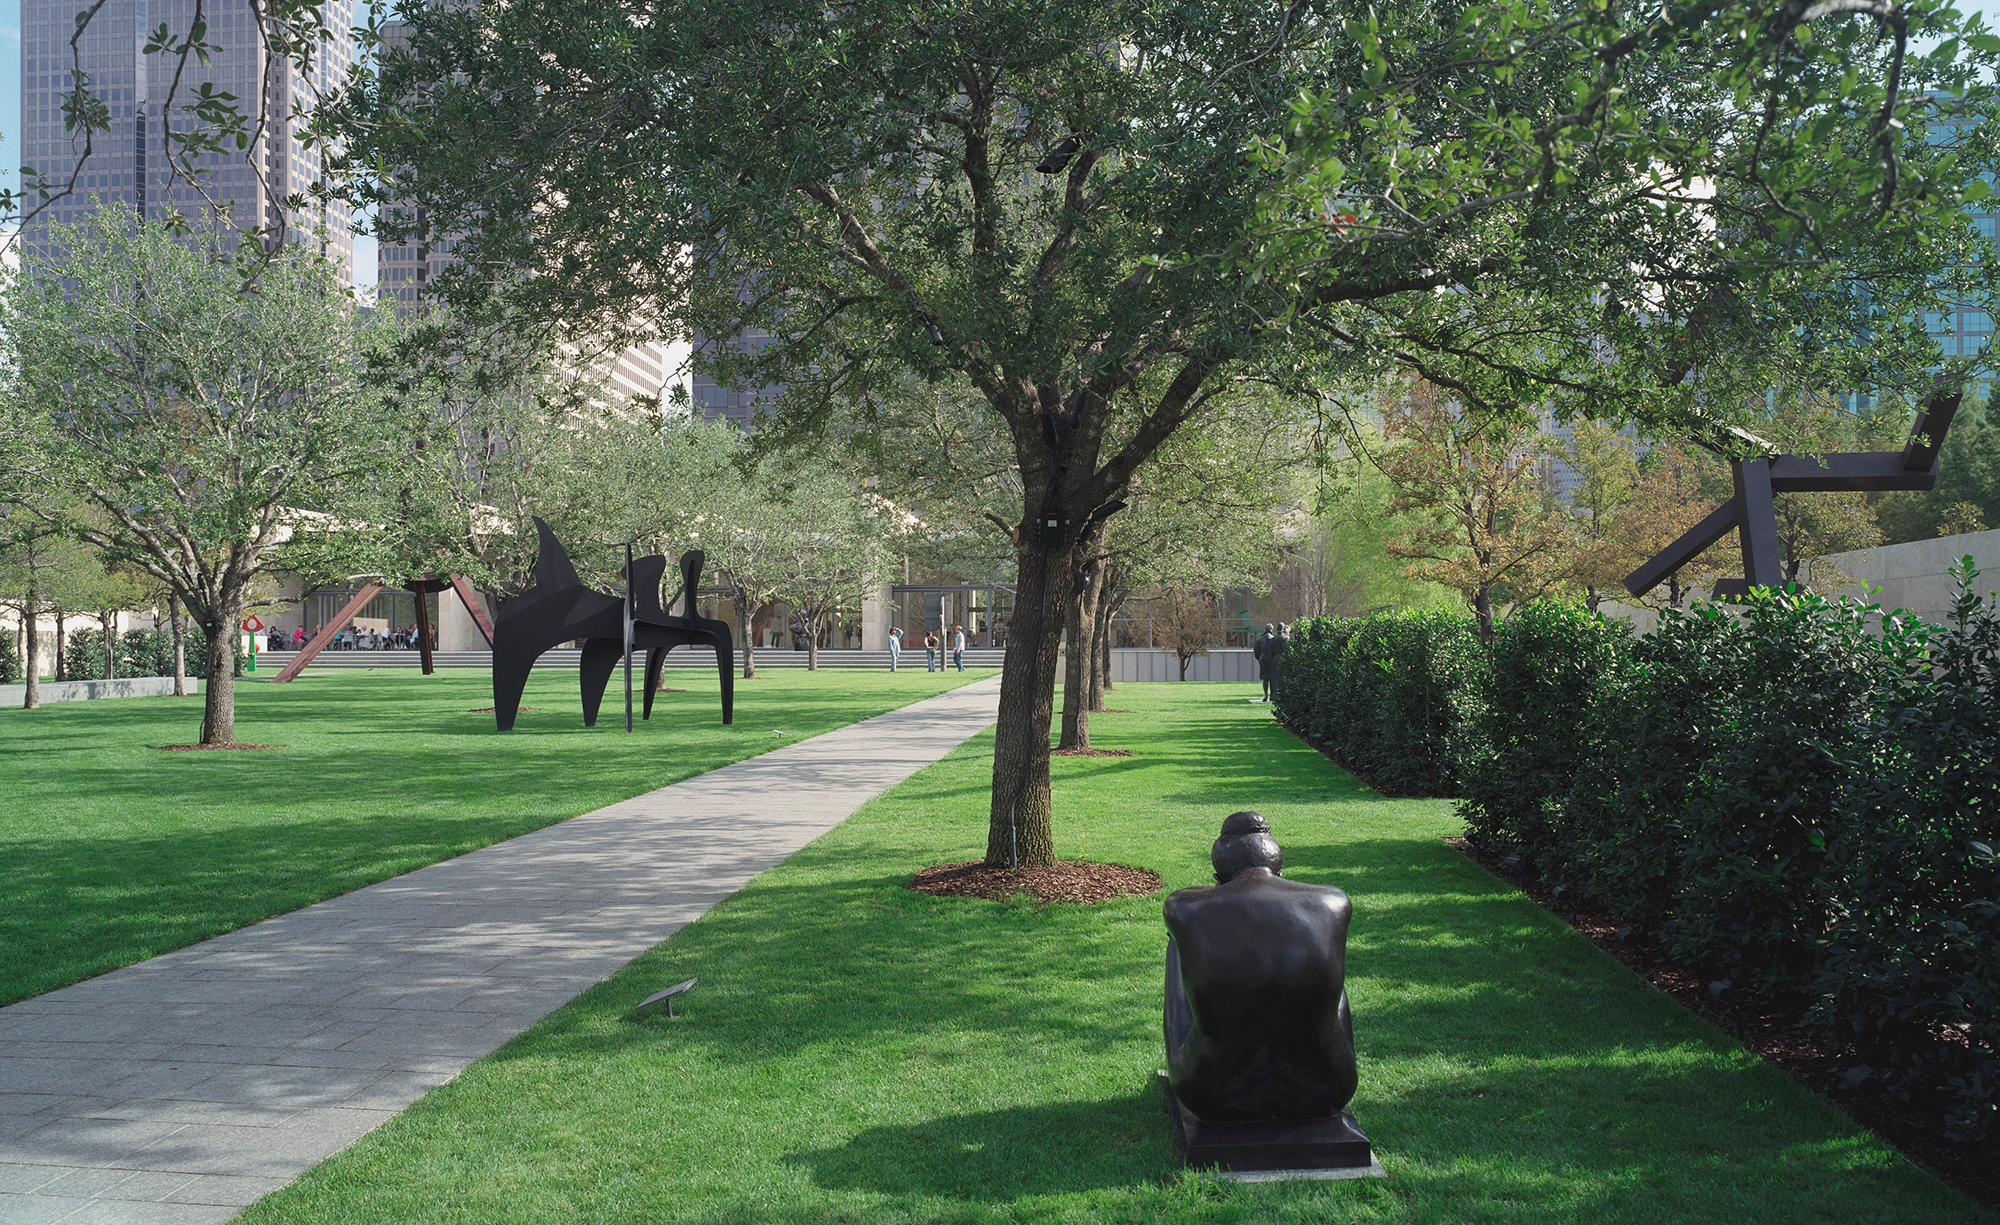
top-left (17, 0), bottom-right (353, 281)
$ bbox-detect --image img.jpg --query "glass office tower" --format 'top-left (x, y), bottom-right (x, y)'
top-left (17, 0), bottom-right (354, 282)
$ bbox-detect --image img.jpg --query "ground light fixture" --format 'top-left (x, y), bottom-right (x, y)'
top-left (636, 978), bottom-right (699, 1018)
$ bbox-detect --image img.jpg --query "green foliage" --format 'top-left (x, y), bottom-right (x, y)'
top-left (1807, 561), bottom-right (2000, 1142)
top-left (1275, 606), bottom-right (1485, 796)
top-left (60, 625), bottom-right (216, 682)
top-left (1285, 577), bottom-right (2000, 1138)
top-left (0, 630), bottom-right (18, 684)
top-left (1875, 384), bottom-right (2000, 543)
top-left (1455, 600), bottom-right (1630, 867)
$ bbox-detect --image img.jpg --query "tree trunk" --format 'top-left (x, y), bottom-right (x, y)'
top-left (1091, 583), bottom-right (1122, 710)
top-left (985, 538), bottom-right (1070, 868)
top-left (169, 592), bottom-right (187, 696)
top-left (806, 610), bottom-right (821, 671)
top-left (53, 607), bottom-right (66, 681)
top-left (734, 596), bottom-right (757, 679)
top-left (1473, 586), bottom-right (1496, 645)
top-left (22, 586), bottom-right (40, 709)
top-left (101, 609), bottom-right (116, 679)
top-left (746, 599), bottom-right (779, 676)
top-left (1057, 554), bottom-right (1103, 751)
top-left (199, 588), bottom-right (248, 745)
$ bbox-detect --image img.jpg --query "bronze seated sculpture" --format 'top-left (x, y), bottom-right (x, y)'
top-left (1161, 811), bottom-right (1374, 1172)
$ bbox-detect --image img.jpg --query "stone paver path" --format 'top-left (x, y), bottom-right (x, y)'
top-left (0, 676), bottom-right (1003, 1224)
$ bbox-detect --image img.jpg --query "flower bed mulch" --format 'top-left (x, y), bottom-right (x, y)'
top-left (910, 859), bottom-right (1162, 905)
top-left (467, 707), bottom-right (544, 713)
top-left (153, 743), bottom-right (275, 751)
top-left (1447, 835), bottom-right (2000, 1213)
top-left (1051, 748), bottom-right (1133, 757)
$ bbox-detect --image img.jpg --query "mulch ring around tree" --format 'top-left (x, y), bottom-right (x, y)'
top-left (468, 707), bottom-right (544, 713)
top-left (911, 860), bottom-right (1162, 905)
top-left (153, 743), bottom-right (276, 751)
top-left (1051, 747), bottom-right (1133, 757)
top-left (1445, 835), bottom-right (2000, 1213)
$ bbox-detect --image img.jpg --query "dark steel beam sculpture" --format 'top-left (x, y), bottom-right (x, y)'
top-left (491, 518), bottom-right (733, 731)
top-left (1625, 380), bottom-right (1964, 600)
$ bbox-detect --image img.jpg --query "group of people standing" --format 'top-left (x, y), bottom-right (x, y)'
top-left (886, 625), bottom-right (967, 672)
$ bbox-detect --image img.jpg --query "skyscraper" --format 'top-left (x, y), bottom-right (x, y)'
top-left (17, 0), bottom-right (354, 282)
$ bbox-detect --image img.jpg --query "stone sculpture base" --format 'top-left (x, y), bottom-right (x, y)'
top-left (1160, 1074), bottom-right (1378, 1174)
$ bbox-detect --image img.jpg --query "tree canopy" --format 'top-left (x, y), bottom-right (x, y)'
top-left (330, 0), bottom-right (1997, 864)
top-left (3, 215), bottom-right (401, 742)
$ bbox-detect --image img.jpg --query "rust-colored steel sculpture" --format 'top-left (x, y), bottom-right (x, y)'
top-left (1625, 379), bottom-right (1964, 600)
top-left (271, 574), bottom-right (492, 683)
top-left (491, 518), bottom-right (733, 731)
top-left (271, 582), bottom-right (385, 683)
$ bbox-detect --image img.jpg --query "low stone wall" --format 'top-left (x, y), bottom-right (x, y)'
top-left (1110, 648), bottom-right (1260, 683)
top-left (1, 676), bottom-right (204, 705)
top-left (1822, 527), bottom-right (2000, 625)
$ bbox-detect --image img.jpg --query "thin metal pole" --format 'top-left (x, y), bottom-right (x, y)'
top-left (624, 541), bottom-right (635, 733)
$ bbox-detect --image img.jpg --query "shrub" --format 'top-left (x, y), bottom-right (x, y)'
top-left (1279, 575), bottom-right (2000, 1138)
top-left (1455, 599), bottom-right (1631, 868)
top-left (0, 629), bottom-right (18, 684)
top-left (1807, 562), bottom-right (2000, 1140)
top-left (60, 624), bottom-right (216, 681)
top-left (1555, 602), bottom-right (1752, 939)
top-left (1661, 590), bottom-right (1920, 997)
top-left (1275, 606), bottom-right (1483, 796)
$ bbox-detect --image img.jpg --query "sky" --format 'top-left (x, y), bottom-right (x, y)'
top-left (0, 0), bottom-right (1994, 295)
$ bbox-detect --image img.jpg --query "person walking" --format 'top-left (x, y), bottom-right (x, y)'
top-left (952, 624), bottom-right (966, 671)
top-left (924, 630), bottom-right (940, 672)
top-left (887, 627), bottom-right (903, 672)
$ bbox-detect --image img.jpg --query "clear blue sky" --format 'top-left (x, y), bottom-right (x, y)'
top-left (2, 0), bottom-right (1995, 292)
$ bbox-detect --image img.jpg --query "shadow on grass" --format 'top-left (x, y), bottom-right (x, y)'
top-left (783, 1091), bottom-right (1169, 1200)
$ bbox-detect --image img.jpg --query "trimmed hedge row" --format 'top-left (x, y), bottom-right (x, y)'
top-left (0, 629), bottom-right (18, 684)
top-left (1273, 569), bottom-right (2000, 1141)
top-left (61, 625), bottom-right (222, 681)
top-left (1277, 607), bottom-right (1484, 796)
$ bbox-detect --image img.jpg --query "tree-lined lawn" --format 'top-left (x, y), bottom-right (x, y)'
top-left (236, 684), bottom-right (1989, 1225)
top-left (0, 667), bottom-right (995, 1006)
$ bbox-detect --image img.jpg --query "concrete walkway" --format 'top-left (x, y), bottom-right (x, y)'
top-left (0, 676), bottom-right (1004, 1224)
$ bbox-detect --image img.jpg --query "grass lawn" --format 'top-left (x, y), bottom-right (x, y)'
top-left (0, 665), bottom-right (996, 1007)
top-left (235, 683), bottom-right (1990, 1225)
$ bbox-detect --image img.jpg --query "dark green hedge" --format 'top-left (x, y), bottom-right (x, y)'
top-left (0, 629), bottom-right (18, 684)
top-left (1275, 573), bottom-right (2000, 1140)
top-left (62, 625), bottom-right (221, 681)
top-left (1275, 607), bottom-right (1483, 796)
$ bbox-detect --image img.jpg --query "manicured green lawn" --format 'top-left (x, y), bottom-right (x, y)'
top-left (0, 666), bottom-right (996, 1006)
top-left (238, 684), bottom-right (1990, 1225)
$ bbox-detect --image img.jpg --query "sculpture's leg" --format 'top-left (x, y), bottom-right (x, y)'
top-left (491, 635), bottom-right (539, 732)
top-left (579, 638), bottom-right (625, 728)
top-left (642, 646), bottom-right (670, 721)
top-left (1732, 458), bottom-right (1785, 589)
top-left (1163, 937), bottom-right (1193, 1056)
top-left (713, 640), bottom-right (734, 726)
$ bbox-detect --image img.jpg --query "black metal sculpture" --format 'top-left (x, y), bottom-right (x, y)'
top-left (492, 518), bottom-right (734, 731)
top-left (1161, 811), bottom-right (1373, 1172)
top-left (1625, 380), bottom-right (1964, 600)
